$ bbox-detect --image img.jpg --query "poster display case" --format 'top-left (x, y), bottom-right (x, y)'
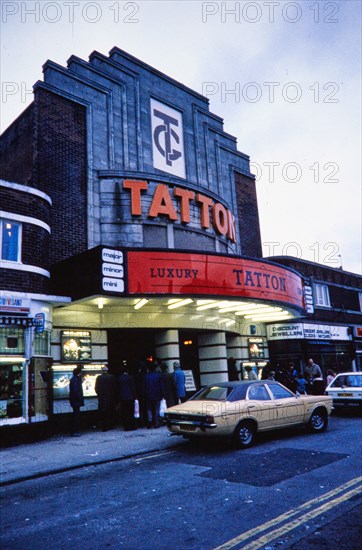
top-left (52, 364), bottom-right (104, 399)
top-left (61, 330), bottom-right (91, 362)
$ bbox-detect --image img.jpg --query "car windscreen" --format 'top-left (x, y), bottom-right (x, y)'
top-left (190, 385), bottom-right (248, 402)
top-left (330, 375), bottom-right (362, 388)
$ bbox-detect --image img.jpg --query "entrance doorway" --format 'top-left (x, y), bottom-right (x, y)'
top-left (179, 330), bottom-right (200, 389)
top-left (107, 329), bottom-right (156, 375)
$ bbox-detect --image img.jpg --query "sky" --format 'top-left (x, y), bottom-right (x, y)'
top-left (1, 0), bottom-right (361, 274)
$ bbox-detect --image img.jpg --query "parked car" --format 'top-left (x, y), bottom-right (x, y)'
top-left (164, 381), bottom-right (332, 448)
top-left (325, 372), bottom-right (362, 409)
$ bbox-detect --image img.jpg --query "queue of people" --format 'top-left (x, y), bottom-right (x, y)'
top-left (227, 357), bottom-right (337, 396)
top-left (68, 359), bottom-right (187, 436)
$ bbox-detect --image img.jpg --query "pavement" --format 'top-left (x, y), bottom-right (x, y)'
top-left (0, 425), bottom-right (182, 486)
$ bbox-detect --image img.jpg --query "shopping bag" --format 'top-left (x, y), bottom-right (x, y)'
top-left (134, 399), bottom-right (140, 418)
top-left (159, 398), bottom-right (167, 417)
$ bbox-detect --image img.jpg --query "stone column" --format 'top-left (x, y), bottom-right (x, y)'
top-left (198, 331), bottom-right (228, 385)
top-left (155, 330), bottom-right (180, 370)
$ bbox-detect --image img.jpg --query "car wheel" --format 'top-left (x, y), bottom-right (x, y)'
top-left (233, 421), bottom-right (256, 449)
top-left (308, 408), bottom-right (328, 432)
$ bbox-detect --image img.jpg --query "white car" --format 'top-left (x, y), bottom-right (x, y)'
top-left (325, 372), bottom-right (362, 409)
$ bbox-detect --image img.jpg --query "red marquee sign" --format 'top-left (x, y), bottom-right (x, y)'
top-left (127, 251), bottom-right (304, 309)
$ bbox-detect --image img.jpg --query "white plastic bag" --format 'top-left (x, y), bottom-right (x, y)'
top-left (134, 399), bottom-right (140, 419)
top-left (159, 398), bottom-right (167, 417)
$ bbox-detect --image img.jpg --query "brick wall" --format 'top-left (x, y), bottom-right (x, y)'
top-left (234, 172), bottom-right (262, 257)
top-left (0, 269), bottom-right (49, 294)
top-left (0, 187), bottom-right (50, 226)
top-left (32, 88), bottom-right (88, 265)
top-left (0, 184), bottom-right (51, 294)
top-left (0, 104), bottom-right (34, 185)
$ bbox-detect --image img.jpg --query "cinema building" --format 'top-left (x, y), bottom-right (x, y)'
top-left (1, 48), bottom-right (361, 431)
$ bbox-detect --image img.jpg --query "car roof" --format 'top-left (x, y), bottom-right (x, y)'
top-left (334, 372), bottom-right (362, 377)
top-left (204, 380), bottom-right (278, 388)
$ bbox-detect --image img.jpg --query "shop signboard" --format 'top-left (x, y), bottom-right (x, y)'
top-left (267, 323), bottom-right (304, 340)
top-left (303, 324), bottom-right (349, 341)
top-left (127, 251), bottom-right (305, 309)
top-left (61, 330), bottom-right (92, 362)
top-left (0, 298), bottom-right (30, 314)
top-left (267, 323), bottom-right (350, 341)
top-left (33, 312), bottom-right (45, 333)
top-left (102, 248), bottom-right (125, 293)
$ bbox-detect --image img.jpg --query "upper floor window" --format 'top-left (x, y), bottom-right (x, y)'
top-left (314, 283), bottom-right (331, 307)
top-left (359, 292), bottom-right (362, 312)
top-left (0, 220), bottom-right (21, 262)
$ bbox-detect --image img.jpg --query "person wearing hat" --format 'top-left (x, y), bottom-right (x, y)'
top-left (173, 361), bottom-right (186, 403)
top-left (95, 365), bottom-right (116, 432)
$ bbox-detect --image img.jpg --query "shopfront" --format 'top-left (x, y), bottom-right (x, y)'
top-left (267, 322), bottom-right (354, 374)
top-left (0, 296), bottom-right (61, 427)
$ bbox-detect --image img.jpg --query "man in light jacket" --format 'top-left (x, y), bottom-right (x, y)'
top-left (173, 362), bottom-right (186, 403)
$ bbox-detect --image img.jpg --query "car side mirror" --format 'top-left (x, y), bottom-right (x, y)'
top-left (295, 391), bottom-right (301, 398)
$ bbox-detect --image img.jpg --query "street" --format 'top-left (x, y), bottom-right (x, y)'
top-left (1, 412), bottom-right (361, 550)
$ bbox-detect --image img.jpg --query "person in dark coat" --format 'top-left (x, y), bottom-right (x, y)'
top-left (144, 364), bottom-right (164, 428)
top-left (118, 368), bottom-right (137, 431)
top-left (69, 365), bottom-right (84, 436)
top-left (227, 357), bottom-right (239, 381)
top-left (95, 365), bottom-right (116, 431)
top-left (161, 363), bottom-right (177, 408)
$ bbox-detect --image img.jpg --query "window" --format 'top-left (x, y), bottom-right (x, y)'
top-left (359, 292), bottom-right (362, 312)
top-left (247, 385), bottom-right (271, 401)
top-left (0, 220), bottom-right (21, 262)
top-left (33, 331), bottom-right (51, 356)
top-left (314, 283), bottom-right (331, 307)
top-left (267, 383), bottom-right (294, 399)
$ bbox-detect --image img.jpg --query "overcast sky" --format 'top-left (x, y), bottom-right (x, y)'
top-left (1, 0), bottom-right (361, 274)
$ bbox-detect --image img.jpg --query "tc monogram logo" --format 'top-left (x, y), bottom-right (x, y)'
top-left (150, 98), bottom-right (186, 178)
top-left (153, 109), bottom-right (182, 166)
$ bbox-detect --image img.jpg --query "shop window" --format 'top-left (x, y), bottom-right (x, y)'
top-left (314, 283), bottom-right (331, 307)
top-left (33, 330), bottom-right (51, 356)
top-left (0, 219), bottom-right (21, 262)
top-left (0, 327), bottom-right (25, 354)
top-left (0, 362), bottom-right (25, 421)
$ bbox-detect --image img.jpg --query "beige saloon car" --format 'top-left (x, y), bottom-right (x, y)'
top-left (164, 381), bottom-right (333, 448)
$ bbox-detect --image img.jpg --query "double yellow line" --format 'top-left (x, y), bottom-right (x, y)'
top-left (215, 476), bottom-right (362, 550)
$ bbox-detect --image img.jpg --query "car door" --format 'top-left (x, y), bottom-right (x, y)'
top-left (266, 383), bottom-right (304, 427)
top-left (245, 383), bottom-right (276, 430)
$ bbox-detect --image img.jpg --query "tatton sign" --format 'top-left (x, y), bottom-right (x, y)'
top-left (123, 180), bottom-right (237, 243)
top-left (127, 251), bottom-right (304, 309)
